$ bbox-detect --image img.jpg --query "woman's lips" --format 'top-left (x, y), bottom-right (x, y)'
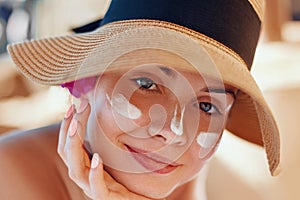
top-left (125, 144), bottom-right (180, 174)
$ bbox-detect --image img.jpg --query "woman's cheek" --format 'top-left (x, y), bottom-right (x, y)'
top-left (91, 92), bottom-right (144, 137)
top-left (88, 92), bottom-right (120, 141)
top-left (196, 132), bottom-right (221, 159)
top-left (179, 143), bottom-right (208, 178)
top-left (185, 133), bottom-right (221, 164)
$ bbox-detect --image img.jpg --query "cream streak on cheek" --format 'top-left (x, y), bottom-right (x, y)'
top-left (196, 132), bottom-right (219, 158)
top-left (106, 93), bottom-right (142, 119)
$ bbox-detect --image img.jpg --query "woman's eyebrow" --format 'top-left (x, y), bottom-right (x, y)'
top-left (157, 67), bottom-right (237, 99)
top-left (205, 88), bottom-right (236, 99)
top-left (159, 66), bottom-right (177, 78)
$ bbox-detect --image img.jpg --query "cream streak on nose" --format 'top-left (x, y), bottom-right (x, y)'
top-left (170, 105), bottom-right (185, 136)
top-left (106, 93), bottom-right (142, 119)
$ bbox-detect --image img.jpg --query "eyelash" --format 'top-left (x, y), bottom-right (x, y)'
top-left (197, 102), bottom-right (221, 115)
top-left (132, 77), bottom-right (161, 93)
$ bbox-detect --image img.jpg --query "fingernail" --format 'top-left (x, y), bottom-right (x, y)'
top-left (78, 99), bottom-right (89, 113)
top-left (69, 119), bottom-right (78, 137)
top-left (91, 153), bottom-right (100, 169)
top-left (64, 105), bottom-right (74, 119)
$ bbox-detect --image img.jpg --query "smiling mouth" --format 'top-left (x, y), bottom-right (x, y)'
top-left (125, 144), bottom-right (180, 174)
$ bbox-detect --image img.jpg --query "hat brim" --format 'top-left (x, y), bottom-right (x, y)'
top-left (7, 19), bottom-right (280, 175)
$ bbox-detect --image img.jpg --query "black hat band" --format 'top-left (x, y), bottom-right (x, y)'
top-left (99, 0), bottom-right (261, 69)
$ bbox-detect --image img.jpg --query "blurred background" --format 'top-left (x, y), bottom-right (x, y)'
top-left (0, 0), bottom-right (300, 199)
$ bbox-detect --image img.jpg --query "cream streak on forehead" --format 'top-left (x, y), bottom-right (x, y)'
top-left (106, 93), bottom-right (141, 119)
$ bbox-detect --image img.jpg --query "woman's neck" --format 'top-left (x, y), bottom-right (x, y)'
top-left (167, 166), bottom-right (208, 200)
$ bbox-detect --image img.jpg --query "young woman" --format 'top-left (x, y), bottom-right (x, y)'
top-left (0, 0), bottom-right (280, 199)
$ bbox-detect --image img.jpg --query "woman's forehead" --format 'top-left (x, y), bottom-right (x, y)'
top-left (98, 48), bottom-right (217, 75)
top-left (100, 64), bottom-right (235, 92)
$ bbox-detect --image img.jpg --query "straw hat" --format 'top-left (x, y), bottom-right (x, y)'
top-left (7, 0), bottom-right (280, 175)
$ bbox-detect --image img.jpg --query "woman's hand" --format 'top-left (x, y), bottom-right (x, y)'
top-left (57, 100), bottom-right (154, 200)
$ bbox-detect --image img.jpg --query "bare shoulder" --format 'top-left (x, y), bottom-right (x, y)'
top-left (0, 123), bottom-right (60, 154)
top-left (0, 124), bottom-right (76, 199)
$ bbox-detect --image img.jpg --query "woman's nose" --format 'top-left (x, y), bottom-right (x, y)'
top-left (147, 104), bottom-right (187, 145)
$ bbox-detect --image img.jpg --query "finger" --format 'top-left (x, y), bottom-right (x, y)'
top-left (64, 100), bottom-right (91, 189)
top-left (89, 153), bottom-right (109, 199)
top-left (74, 99), bottom-right (92, 167)
top-left (64, 99), bottom-right (90, 166)
top-left (65, 118), bottom-right (86, 182)
top-left (57, 104), bottom-right (75, 164)
top-left (65, 118), bottom-right (90, 189)
top-left (74, 99), bottom-right (90, 144)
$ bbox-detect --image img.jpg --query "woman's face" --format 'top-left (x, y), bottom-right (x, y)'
top-left (84, 63), bottom-right (235, 199)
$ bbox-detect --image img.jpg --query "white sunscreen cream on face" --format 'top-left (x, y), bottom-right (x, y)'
top-left (196, 132), bottom-right (219, 158)
top-left (106, 93), bottom-right (142, 119)
top-left (170, 105), bottom-right (185, 136)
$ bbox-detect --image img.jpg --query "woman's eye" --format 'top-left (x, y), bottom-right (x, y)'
top-left (134, 77), bottom-right (159, 91)
top-left (199, 102), bottom-right (220, 114)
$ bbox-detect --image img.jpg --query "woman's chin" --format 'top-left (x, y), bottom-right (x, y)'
top-left (126, 183), bottom-right (174, 200)
top-left (107, 168), bottom-right (177, 199)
